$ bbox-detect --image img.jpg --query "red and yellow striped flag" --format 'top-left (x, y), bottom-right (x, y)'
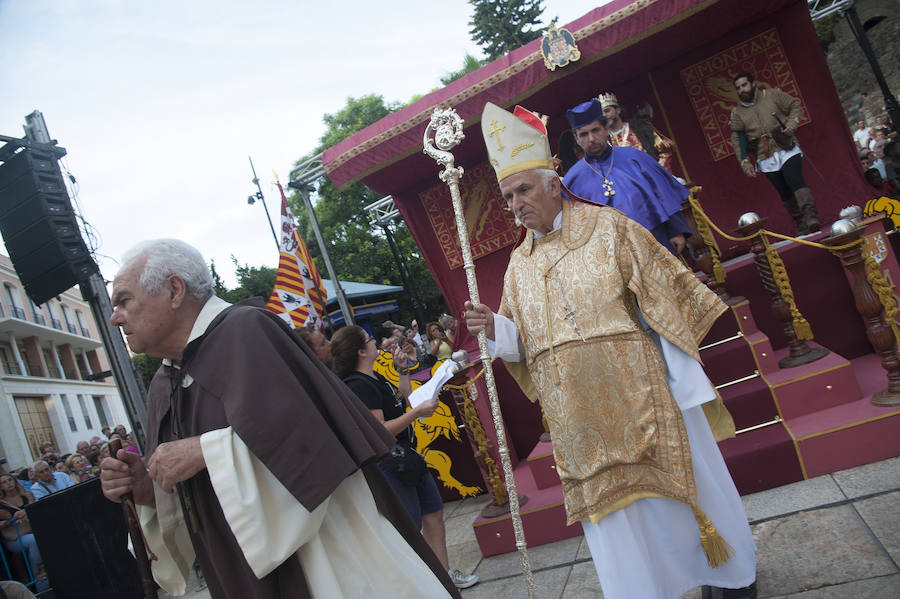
top-left (265, 180), bottom-right (328, 329)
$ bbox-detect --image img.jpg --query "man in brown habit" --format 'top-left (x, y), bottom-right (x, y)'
top-left (100, 239), bottom-right (459, 599)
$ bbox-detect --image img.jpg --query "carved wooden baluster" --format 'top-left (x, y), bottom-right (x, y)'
top-left (823, 226), bottom-right (900, 406)
top-left (681, 195), bottom-right (741, 305)
top-left (735, 218), bottom-right (828, 367)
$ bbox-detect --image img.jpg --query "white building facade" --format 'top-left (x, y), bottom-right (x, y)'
top-left (0, 254), bottom-right (131, 472)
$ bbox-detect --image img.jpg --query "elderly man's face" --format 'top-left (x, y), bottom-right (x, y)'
top-left (574, 119), bottom-right (610, 157)
top-left (76, 441), bottom-right (90, 456)
top-left (500, 170), bottom-right (563, 234)
top-left (33, 462), bottom-right (53, 482)
top-left (110, 258), bottom-right (177, 357)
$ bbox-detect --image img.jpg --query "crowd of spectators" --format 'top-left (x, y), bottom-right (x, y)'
top-left (376, 314), bottom-right (459, 373)
top-left (855, 114), bottom-right (900, 198)
top-left (1, 424), bottom-right (142, 590)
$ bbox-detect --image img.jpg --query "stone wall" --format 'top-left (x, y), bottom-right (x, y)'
top-left (824, 0), bottom-right (900, 125)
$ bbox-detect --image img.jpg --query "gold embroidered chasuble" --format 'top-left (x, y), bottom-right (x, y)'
top-left (499, 200), bottom-right (727, 526)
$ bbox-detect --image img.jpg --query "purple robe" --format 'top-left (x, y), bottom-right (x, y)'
top-left (563, 146), bottom-right (691, 253)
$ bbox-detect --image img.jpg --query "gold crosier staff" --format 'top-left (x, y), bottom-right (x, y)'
top-left (423, 108), bottom-right (536, 599)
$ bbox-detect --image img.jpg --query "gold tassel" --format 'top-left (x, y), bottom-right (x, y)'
top-left (692, 505), bottom-right (733, 568)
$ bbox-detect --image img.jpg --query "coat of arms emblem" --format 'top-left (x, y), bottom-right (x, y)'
top-left (541, 23), bottom-right (580, 71)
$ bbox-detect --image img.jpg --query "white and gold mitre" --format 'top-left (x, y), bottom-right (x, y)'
top-left (481, 102), bottom-right (554, 182)
top-left (597, 92), bottom-right (618, 109)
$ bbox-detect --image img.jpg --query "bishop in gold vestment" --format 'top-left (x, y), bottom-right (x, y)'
top-left (467, 102), bottom-right (756, 599)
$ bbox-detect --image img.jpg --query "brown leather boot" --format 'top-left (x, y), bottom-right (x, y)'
top-left (793, 187), bottom-right (820, 233)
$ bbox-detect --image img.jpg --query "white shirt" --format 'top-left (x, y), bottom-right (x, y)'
top-left (854, 128), bottom-right (871, 149)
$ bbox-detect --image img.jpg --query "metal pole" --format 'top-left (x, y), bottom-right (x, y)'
top-left (381, 222), bottom-right (429, 334)
top-left (292, 183), bottom-right (354, 326)
top-left (80, 273), bottom-right (148, 453)
top-left (843, 4), bottom-right (900, 130)
top-left (423, 108), bottom-right (536, 599)
top-left (248, 156), bottom-right (280, 252)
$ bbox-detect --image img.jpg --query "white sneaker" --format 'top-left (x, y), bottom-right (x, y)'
top-left (449, 569), bottom-right (479, 589)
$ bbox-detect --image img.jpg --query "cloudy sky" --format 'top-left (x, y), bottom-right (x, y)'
top-left (0, 0), bottom-right (607, 286)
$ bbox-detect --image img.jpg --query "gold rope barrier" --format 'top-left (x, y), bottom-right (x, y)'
top-left (685, 190), bottom-right (863, 251)
top-left (865, 255), bottom-right (900, 352)
top-left (762, 235), bottom-right (813, 340)
top-left (687, 189), bottom-right (725, 283)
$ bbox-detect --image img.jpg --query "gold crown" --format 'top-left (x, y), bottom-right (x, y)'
top-left (597, 92), bottom-right (618, 109)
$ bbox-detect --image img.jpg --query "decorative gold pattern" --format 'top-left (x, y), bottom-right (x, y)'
top-left (373, 352), bottom-right (481, 497)
top-left (510, 142), bottom-right (535, 158)
top-left (500, 200), bottom-right (727, 525)
top-left (457, 384), bottom-right (507, 504)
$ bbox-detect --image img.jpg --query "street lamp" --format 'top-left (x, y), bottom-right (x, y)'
top-left (247, 156), bottom-right (280, 252)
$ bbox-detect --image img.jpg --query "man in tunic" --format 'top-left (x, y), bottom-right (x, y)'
top-left (562, 98), bottom-right (692, 255)
top-left (730, 71), bottom-right (820, 235)
top-left (598, 91), bottom-right (678, 174)
top-left (99, 239), bottom-right (459, 599)
top-left (467, 103), bottom-right (756, 599)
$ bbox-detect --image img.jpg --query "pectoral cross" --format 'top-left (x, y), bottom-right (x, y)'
top-left (563, 305), bottom-right (586, 342)
top-left (602, 178), bottom-right (616, 198)
top-left (487, 120), bottom-right (506, 151)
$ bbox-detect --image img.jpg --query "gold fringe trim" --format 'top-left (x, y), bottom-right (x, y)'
top-left (763, 236), bottom-right (813, 340)
top-left (692, 504), bottom-right (734, 568)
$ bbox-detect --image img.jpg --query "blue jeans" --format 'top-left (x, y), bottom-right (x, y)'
top-left (5, 533), bottom-right (49, 592)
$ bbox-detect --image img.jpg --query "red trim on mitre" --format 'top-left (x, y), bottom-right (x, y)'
top-left (513, 106), bottom-right (546, 135)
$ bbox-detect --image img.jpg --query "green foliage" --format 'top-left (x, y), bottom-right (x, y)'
top-left (288, 95), bottom-right (448, 327)
top-left (468, 0), bottom-right (545, 61)
top-left (441, 53), bottom-right (487, 86)
top-left (131, 353), bottom-right (162, 389)
top-left (215, 258), bottom-right (277, 304)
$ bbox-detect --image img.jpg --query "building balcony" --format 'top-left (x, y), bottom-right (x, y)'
top-left (0, 316), bottom-right (102, 351)
top-left (50, 318), bottom-right (61, 330)
top-left (66, 323), bottom-right (77, 335)
top-left (32, 314), bottom-right (46, 326)
top-left (11, 306), bottom-right (26, 320)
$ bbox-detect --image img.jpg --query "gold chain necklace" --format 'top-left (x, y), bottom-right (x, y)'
top-left (582, 145), bottom-right (616, 198)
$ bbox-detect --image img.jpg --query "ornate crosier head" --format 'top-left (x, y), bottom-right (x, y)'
top-left (423, 108), bottom-right (465, 178)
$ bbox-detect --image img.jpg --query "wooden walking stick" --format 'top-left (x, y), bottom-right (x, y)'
top-left (108, 438), bottom-right (158, 598)
top-left (423, 107), bottom-right (536, 599)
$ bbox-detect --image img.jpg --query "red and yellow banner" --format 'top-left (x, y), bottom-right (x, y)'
top-left (680, 28), bottom-right (810, 161)
top-left (266, 181), bottom-right (328, 329)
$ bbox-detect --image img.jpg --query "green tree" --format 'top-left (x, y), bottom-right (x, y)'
top-left (289, 95), bottom-right (447, 329)
top-left (132, 353), bottom-right (161, 389)
top-left (441, 53), bottom-right (487, 86)
top-left (468, 0), bottom-right (545, 61)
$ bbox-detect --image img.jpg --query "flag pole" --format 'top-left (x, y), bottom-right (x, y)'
top-left (423, 108), bottom-right (535, 599)
top-left (274, 176), bottom-right (335, 332)
top-left (248, 156), bottom-right (280, 252)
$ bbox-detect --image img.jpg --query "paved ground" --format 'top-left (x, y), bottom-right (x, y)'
top-left (163, 456), bottom-right (900, 598)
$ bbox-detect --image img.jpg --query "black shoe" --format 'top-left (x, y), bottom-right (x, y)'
top-left (722, 581), bottom-right (757, 599)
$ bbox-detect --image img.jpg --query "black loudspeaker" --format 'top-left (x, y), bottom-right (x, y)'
top-left (0, 147), bottom-right (98, 305)
top-left (24, 479), bottom-right (144, 599)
